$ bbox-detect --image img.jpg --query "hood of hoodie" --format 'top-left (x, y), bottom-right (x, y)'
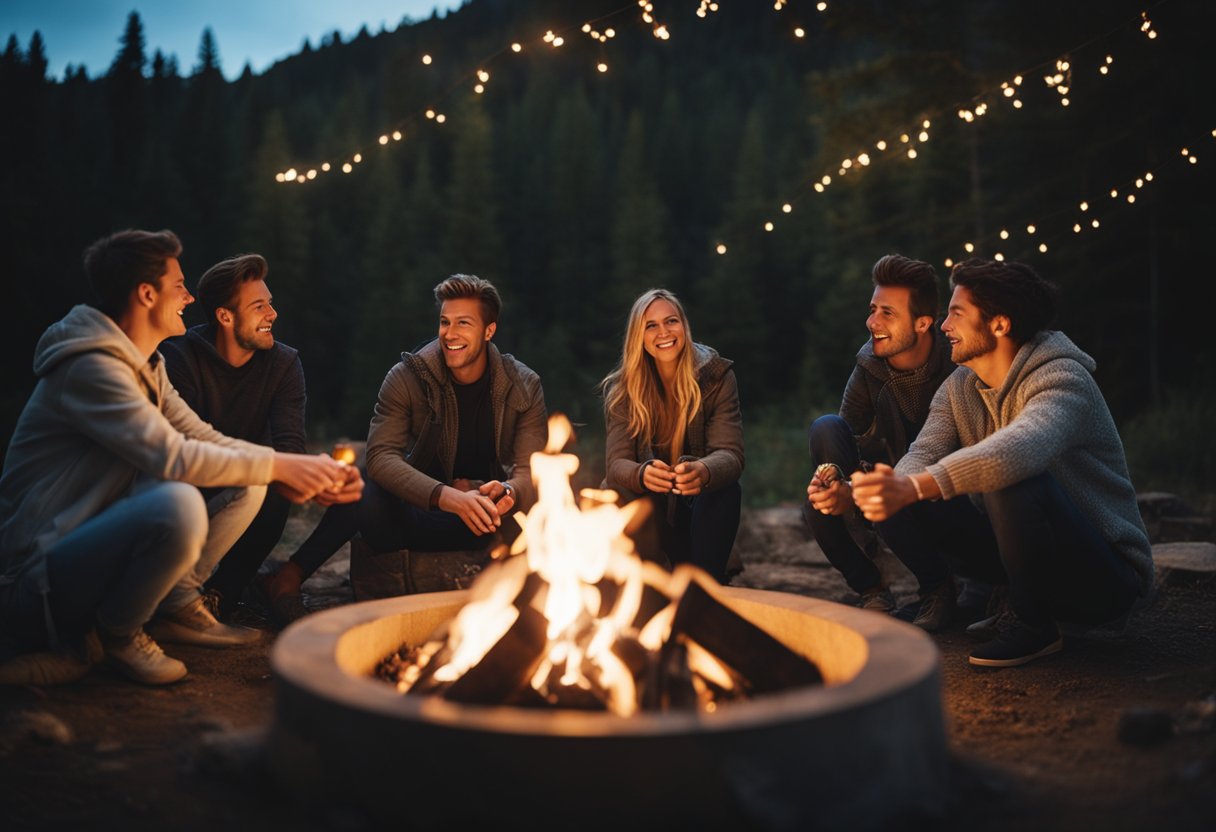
top-left (32, 305), bottom-right (148, 379)
top-left (996, 330), bottom-right (1096, 397)
top-left (692, 343), bottom-right (732, 386)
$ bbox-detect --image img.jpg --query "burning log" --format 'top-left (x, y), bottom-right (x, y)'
top-left (668, 569), bottom-right (824, 693)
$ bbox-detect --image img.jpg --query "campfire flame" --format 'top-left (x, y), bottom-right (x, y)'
top-left (390, 413), bottom-right (823, 715)
top-left (402, 414), bottom-right (664, 715)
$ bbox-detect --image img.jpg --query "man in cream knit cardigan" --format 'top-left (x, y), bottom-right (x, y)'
top-left (851, 258), bottom-right (1152, 668)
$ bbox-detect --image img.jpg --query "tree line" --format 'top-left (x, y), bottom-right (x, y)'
top-left (1, 0), bottom-right (1211, 500)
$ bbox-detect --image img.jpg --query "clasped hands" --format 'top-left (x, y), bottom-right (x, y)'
top-left (642, 458), bottom-right (709, 496)
top-left (808, 462), bottom-right (918, 522)
top-left (440, 478), bottom-right (516, 536)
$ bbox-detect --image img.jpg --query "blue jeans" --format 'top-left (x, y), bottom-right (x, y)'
top-left (650, 481), bottom-right (742, 584)
top-left (803, 414), bottom-right (959, 594)
top-left (0, 482), bottom-right (207, 647)
top-left (357, 479), bottom-right (489, 553)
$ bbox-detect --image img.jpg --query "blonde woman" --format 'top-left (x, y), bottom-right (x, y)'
top-left (601, 289), bottom-right (744, 582)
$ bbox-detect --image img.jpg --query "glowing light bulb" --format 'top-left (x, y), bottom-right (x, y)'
top-left (900, 133), bottom-right (910, 143)
top-left (1080, 201), bottom-right (1089, 211)
top-left (306, 169), bottom-right (316, 180)
top-left (342, 163), bottom-right (353, 174)
top-left (876, 140), bottom-right (887, 150)
top-left (907, 148), bottom-right (918, 159)
top-left (426, 109), bottom-right (436, 119)
top-left (1026, 224), bottom-right (1036, 234)
top-left (964, 242), bottom-right (975, 253)
top-left (582, 23), bottom-right (591, 33)
top-left (1073, 223), bottom-right (1081, 233)
top-left (1145, 172), bottom-right (1153, 181)
top-left (553, 36), bottom-right (564, 47)
top-left (842, 158), bottom-right (853, 168)
top-left (1013, 100), bottom-right (1023, 109)
top-left (422, 54), bottom-right (432, 65)
top-left (858, 153), bottom-right (871, 165)
top-left (321, 162), bottom-right (331, 171)
top-left (1110, 189), bottom-right (1118, 198)
top-left (478, 70), bottom-right (490, 82)
top-left (994, 253), bottom-right (1004, 261)
top-left (1091, 219), bottom-right (1100, 228)
top-left (814, 183), bottom-right (825, 192)
top-left (512, 43), bottom-right (522, 52)
top-left (944, 258), bottom-right (953, 268)
top-left (436, 114), bottom-right (446, 124)
top-left (379, 135), bottom-right (389, 145)
top-left (1127, 194), bottom-right (1136, 203)
top-left (285, 168), bottom-right (298, 181)
top-left (275, 173), bottom-right (285, 183)
top-left (597, 62), bottom-right (608, 73)
top-left (922, 119), bottom-right (931, 128)
top-left (1061, 98), bottom-right (1070, 107)
top-left (353, 153), bottom-right (362, 163)
top-left (1000, 229), bottom-right (1009, 240)
top-left (1039, 243), bottom-right (1048, 253)
top-left (795, 27), bottom-right (805, 38)
top-left (822, 174), bottom-right (831, 185)
top-left (392, 131), bottom-right (402, 141)
top-left (474, 84), bottom-right (484, 94)
top-left (1135, 178), bottom-right (1143, 188)
top-left (764, 221), bottom-right (774, 232)
top-left (716, 243), bottom-right (727, 255)
top-left (918, 130), bottom-right (929, 142)
top-left (782, 203), bottom-right (792, 213)
top-left (817, 1), bottom-right (827, 10)
top-left (606, 28), bottom-right (615, 38)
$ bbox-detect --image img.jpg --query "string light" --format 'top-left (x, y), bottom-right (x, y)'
top-left (422, 54), bottom-right (432, 65)
top-left (764, 221), bottom-right (774, 232)
top-left (1140, 11), bottom-right (1158, 39)
top-left (716, 243), bottom-right (727, 255)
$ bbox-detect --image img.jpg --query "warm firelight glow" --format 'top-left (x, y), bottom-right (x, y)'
top-left (400, 414), bottom-right (688, 716)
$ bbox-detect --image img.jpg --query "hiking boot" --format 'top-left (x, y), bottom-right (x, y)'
top-left (969, 617), bottom-right (1063, 668)
top-left (912, 580), bottom-right (956, 632)
top-left (858, 585), bottom-right (897, 614)
top-left (256, 572), bottom-right (309, 628)
top-left (102, 629), bottom-right (188, 685)
top-left (148, 596), bottom-right (261, 648)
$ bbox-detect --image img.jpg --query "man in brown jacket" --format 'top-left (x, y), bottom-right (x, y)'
top-left (358, 274), bottom-right (548, 554)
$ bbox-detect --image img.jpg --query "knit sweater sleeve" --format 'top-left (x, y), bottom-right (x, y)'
top-left (697, 369), bottom-right (744, 489)
top-left (924, 359), bottom-right (1092, 500)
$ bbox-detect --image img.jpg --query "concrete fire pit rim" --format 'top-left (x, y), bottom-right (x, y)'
top-left (272, 588), bottom-right (939, 738)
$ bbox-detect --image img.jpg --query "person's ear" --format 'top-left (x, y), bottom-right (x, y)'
top-left (135, 282), bottom-right (157, 309)
top-left (217, 308), bottom-right (233, 328)
top-left (914, 315), bottom-right (933, 334)
top-left (991, 315), bottom-right (1011, 338)
top-left (484, 321), bottom-right (497, 341)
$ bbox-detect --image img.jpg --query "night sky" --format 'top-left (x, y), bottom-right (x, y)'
top-left (2, 0), bottom-right (461, 80)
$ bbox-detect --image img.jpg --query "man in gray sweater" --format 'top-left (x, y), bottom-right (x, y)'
top-left (0, 230), bottom-right (359, 686)
top-left (852, 258), bottom-right (1152, 667)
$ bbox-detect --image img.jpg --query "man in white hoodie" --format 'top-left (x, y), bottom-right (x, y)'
top-left (852, 258), bottom-right (1153, 668)
top-left (0, 229), bottom-right (360, 686)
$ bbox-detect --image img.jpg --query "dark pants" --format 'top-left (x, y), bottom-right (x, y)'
top-left (288, 500), bottom-right (360, 579)
top-left (650, 481), bottom-right (742, 584)
top-left (358, 478), bottom-right (491, 553)
top-left (882, 471), bottom-right (1140, 626)
top-left (204, 488), bottom-right (291, 610)
top-left (803, 414), bottom-right (963, 594)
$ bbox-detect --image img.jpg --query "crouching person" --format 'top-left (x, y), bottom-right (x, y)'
top-left (0, 229), bottom-right (360, 686)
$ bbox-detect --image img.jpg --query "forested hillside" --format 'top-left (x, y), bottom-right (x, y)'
top-left (2, 0), bottom-right (1211, 500)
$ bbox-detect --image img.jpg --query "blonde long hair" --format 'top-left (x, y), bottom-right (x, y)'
top-left (601, 289), bottom-right (702, 463)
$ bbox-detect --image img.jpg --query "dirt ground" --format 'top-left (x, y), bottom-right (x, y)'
top-left (2, 504), bottom-right (1213, 831)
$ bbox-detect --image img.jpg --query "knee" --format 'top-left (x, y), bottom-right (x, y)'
top-left (808, 414), bottom-right (850, 460)
top-left (152, 482), bottom-right (208, 566)
top-left (984, 471), bottom-right (1055, 519)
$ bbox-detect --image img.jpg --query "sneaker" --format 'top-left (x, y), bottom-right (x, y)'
top-left (969, 617), bottom-right (1063, 668)
top-left (148, 596), bottom-right (261, 648)
top-left (858, 586), bottom-right (897, 614)
top-left (102, 629), bottom-right (188, 685)
top-left (912, 580), bottom-right (956, 632)
top-left (966, 587), bottom-right (1014, 640)
top-left (200, 587), bottom-right (226, 621)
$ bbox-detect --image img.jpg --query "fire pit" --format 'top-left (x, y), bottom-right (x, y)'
top-left (269, 587), bottom-right (946, 828)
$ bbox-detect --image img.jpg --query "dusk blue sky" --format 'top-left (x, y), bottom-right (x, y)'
top-left (2, 1), bottom-right (462, 80)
